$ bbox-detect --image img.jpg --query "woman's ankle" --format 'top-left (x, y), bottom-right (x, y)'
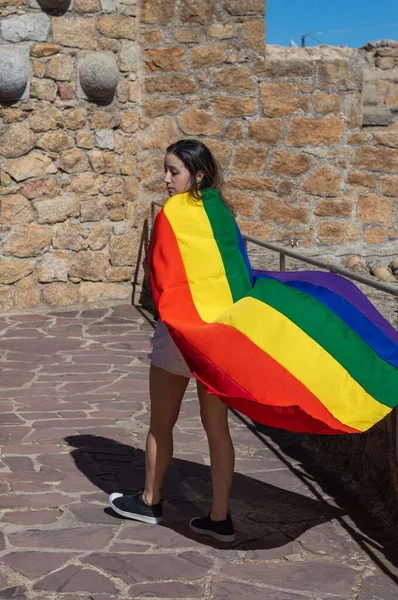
top-left (142, 489), bottom-right (162, 506)
top-left (210, 509), bottom-right (228, 522)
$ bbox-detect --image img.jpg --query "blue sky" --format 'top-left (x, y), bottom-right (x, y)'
top-left (266, 0), bottom-right (398, 48)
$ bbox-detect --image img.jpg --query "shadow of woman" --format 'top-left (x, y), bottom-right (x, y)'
top-left (242, 418), bottom-right (398, 583)
top-left (65, 433), bottom-right (344, 551)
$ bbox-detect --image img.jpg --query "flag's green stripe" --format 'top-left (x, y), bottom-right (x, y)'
top-left (250, 277), bottom-right (398, 409)
top-left (201, 189), bottom-right (251, 302)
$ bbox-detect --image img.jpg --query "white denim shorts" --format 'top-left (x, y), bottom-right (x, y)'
top-left (149, 320), bottom-right (192, 378)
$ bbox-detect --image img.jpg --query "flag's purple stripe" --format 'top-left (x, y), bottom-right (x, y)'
top-left (254, 270), bottom-right (398, 344)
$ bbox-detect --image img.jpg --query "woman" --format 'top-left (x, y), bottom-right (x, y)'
top-left (109, 140), bottom-right (237, 543)
top-left (109, 139), bottom-right (398, 540)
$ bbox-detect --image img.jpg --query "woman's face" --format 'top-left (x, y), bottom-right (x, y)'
top-left (164, 153), bottom-right (192, 196)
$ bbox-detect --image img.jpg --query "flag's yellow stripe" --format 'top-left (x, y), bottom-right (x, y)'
top-left (216, 297), bottom-right (391, 431)
top-left (164, 193), bottom-right (233, 322)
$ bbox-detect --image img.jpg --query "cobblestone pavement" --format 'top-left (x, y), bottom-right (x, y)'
top-left (0, 305), bottom-right (397, 600)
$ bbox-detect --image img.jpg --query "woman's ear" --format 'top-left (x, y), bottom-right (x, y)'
top-left (196, 170), bottom-right (204, 183)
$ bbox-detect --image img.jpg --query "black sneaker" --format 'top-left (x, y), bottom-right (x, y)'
top-left (108, 491), bottom-right (163, 524)
top-left (189, 513), bottom-right (235, 542)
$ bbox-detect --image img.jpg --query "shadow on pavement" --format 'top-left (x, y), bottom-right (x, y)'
top-left (238, 414), bottom-right (398, 585)
top-left (66, 433), bottom-right (344, 551)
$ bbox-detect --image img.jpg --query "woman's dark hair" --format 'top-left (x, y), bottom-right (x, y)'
top-left (166, 139), bottom-right (234, 213)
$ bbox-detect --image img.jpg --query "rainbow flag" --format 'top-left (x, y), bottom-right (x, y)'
top-left (149, 189), bottom-right (398, 435)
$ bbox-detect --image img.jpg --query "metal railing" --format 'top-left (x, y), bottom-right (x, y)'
top-left (151, 200), bottom-right (398, 454)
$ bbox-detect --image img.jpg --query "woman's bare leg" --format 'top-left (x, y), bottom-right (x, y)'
top-left (197, 381), bottom-right (234, 520)
top-left (142, 362), bottom-right (190, 505)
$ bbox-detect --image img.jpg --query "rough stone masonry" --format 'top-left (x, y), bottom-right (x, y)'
top-left (0, 0), bottom-right (397, 312)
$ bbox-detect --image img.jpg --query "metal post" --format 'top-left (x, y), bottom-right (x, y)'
top-left (279, 253), bottom-right (286, 272)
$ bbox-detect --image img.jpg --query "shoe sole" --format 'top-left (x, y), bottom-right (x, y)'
top-left (189, 520), bottom-right (235, 543)
top-left (108, 499), bottom-right (163, 524)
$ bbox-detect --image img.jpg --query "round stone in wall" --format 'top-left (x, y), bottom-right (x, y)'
top-left (79, 53), bottom-right (120, 101)
top-left (37, 0), bottom-right (72, 9)
top-left (0, 49), bottom-right (29, 101)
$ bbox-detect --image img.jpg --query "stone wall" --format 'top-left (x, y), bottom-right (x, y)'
top-left (1, 0), bottom-right (398, 313)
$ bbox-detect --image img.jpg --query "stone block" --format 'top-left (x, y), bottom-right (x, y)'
top-left (120, 111), bottom-right (139, 133)
top-left (178, 107), bottom-right (222, 136)
top-left (243, 19), bottom-right (265, 54)
top-left (75, 0), bottom-right (100, 12)
top-left (34, 194), bottom-right (80, 224)
top-left (31, 78), bottom-right (57, 101)
top-left (258, 58), bottom-right (314, 78)
top-left (29, 108), bottom-right (63, 133)
top-left (1, 13), bottom-right (50, 43)
top-left (79, 281), bottom-right (131, 302)
top-left (141, 0), bottom-right (175, 23)
top-left (180, 0), bottom-right (216, 23)
top-left (260, 196), bottom-right (309, 225)
top-left (145, 47), bottom-right (185, 72)
top-left (174, 26), bottom-right (200, 43)
top-left (261, 82), bottom-right (298, 117)
top-left (87, 222), bottom-right (111, 250)
top-left (210, 66), bottom-right (255, 93)
top-left (53, 221), bottom-right (87, 251)
top-left (95, 130), bottom-right (115, 150)
top-left (346, 172), bottom-right (376, 188)
top-left (0, 286), bottom-right (15, 311)
top-left (77, 131), bottom-right (94, 149)
top-left (317, 60), bottom-right (362, 91)
top-left (69, 251), bottom-right (109, 281)
top-left (109, 232), bottom-right (137, 265)
top-left (42, 282), bottom-right (80, 306)
top-left (98, 15), bottom-right (136, 39)
top-left (213, 97), bottom-right (257, 117)
top-left (302, 165), bottom-right (342, 196)
top-left (142, 117), bottom-right (179, 151)
top-left (145, 73), bottom-right (196, 95)
top-left (52, 17), bottom-right (97, 49)
top-left (119, 41), bottom-right (139, 72)
top-left (45, 55), bottom-right (75, 81)
top-left (232, 146), bottom-right (268, 174)
top-left (106, 266), bottom-right (133, 282)
top-left (143, 99), bottom-right (183, 117)
top-left (228, 175), bottom-right (275, 192)
top-left (0, 195), bottom-right (35, 224)
top-left (66, 108), bottom-right (87, 130)
top-left (0, 259), bottom-right (35, 284)
top-left (21, 178), bottom-right (61, 199)
top-left (189, 43), bottom-right (226, 69)
top-left (59, 150), bottom-right (89, 174)
top-left (88, 151), bottom-right (118, 174)
top-left (207, 23), bottom-right (238, 39)
top-left (3, 152), bottom-right (57, 182)
top-left (269, 150), bottom-right (312, 176)
top-left (313, 93), bottom-right (341, 115)
top-left (222, 0), bottom-right (265, 15)
top-left (80, 196), bottom-right (108, 221)
top-left (248, 119), bottom-right (282, 145)
top-left (120, 154), bottom-right (137, 175)
top-left (357, 194), bottom-right (393, 227)
top-left (318, 221), bottom-right (362, 244)
top-left (380, 175), bottom-right (398, 196)
top-left (286, 117), bottom-right (344, 146)
top-left (37, 253), bottom-right (70, 283)
top-left (362, 108), bottom-right (393, 127)
top-left (36, 132), bottom-right (74, 153)
top-left (0, 125), bottom-right (35, 159)
top-left (365, 228), bottom-right (386, 244)
top-left (30, 43), bottom-right (61, 58)
top-left (353, 147), bottom-right (398, 173)
top-left (3, 225), bottom-right (51, 257)
top-left (314, 198), bottom-right (353, 217)
top-left (15, 274), bottom-right (40, 309)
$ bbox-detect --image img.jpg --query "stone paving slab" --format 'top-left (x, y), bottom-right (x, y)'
top-left (0, 304), bottom-right (397, 599)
